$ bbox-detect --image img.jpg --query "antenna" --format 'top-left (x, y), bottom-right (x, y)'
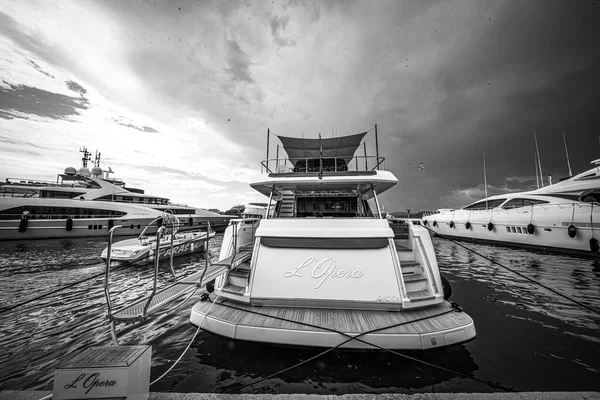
top-left (483, 153), bottom-right (488, 210)
top-left (563, 132), bottom-right (572, 177)
top-left (79, 146), bottom-right (91, 168)
top-left (94, 150), bottom-right (101, 168)
top-left (534, 133), bottom-right (544, 187)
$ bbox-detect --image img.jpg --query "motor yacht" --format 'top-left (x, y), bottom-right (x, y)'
top-left (0, 148), bottom-right (231, 240)
top-left (100, 213), bottom-right (215, 265)
top-left (422, 160), bottom-right (600, 258)
top-left (190, 127), bottom-right (476, 350)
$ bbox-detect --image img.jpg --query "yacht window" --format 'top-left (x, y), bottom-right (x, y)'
top-left (296, 196), bottom-right (358, 218)
top-left (0, 206), bottom-right (126, 219)
top-left (522, 199), bottom-right (549, 207)
top-left (575, 173), bottom-right (599, 181)
top-left (464, 199), bottom-right (506, 210)
top-left (39, 190), bottom-right (86, 199)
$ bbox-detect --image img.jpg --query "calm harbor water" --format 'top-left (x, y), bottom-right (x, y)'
top-left (0, 234), bottom-right (599, 394)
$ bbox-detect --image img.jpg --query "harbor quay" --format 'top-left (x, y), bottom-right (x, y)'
top-left (1, 391), bottom-right (600, 400)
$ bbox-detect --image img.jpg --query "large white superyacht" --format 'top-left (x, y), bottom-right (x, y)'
top-left (0, 147), bottom-right (231, 240)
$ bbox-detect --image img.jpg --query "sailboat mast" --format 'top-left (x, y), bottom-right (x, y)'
top-left (563, 132), bottom-right (572, 177)
top-left (534, 152), bottom-right (539, 189)
top-left (483, 153), bottom-right (488, 210)
top-left (534, 132), bottom-right (544, 187)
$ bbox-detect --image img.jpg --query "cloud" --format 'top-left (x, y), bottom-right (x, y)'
top-left (223, 38), bottom-right (255, 84)
top-left (112, 117), bottom-right (158, 133)
top-left (269, 14), bottom-right (297, 47)
top-left (0, 83), bottom-right (89, 120)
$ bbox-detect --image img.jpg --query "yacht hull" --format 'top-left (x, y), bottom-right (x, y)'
top-left (423, 203), bottom-right (600, 258)
top-left (191, 298), bottom-right (475, 350)
top-left (0, 217), bottom-right (159, 240)
top-left (100, 231), bottom-right (214, 264)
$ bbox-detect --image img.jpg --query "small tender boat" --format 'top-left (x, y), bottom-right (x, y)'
top-left (190, 126), bottom-right (476, 350)
top-left (101, 214), bottom-right (215, 265)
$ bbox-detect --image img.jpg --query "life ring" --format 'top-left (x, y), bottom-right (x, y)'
top-left (66, 218), bottom-right (73, 231)
top-left (465, 221), bottom-right (471, 230)
top-left (590, 238), bottom-right (599, 253)
top-left (433, 221), bottom-right (437, 227)
top-left (441, 275), bottom-right (452, 300)
top-left (567, 225), bottom-right (577, 238)
top-left (449, 221), bottom-right (455, 228)
top-left (487, 222), bottom-right (494, 231)
top-left (527, 223), bottom-right (535, 234)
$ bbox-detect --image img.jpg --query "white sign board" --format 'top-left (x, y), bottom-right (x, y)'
top-left (252, 246), bottom-right (402, 304)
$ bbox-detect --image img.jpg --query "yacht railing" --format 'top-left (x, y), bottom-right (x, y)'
top-left (261, 155), bottom-right (386, 174)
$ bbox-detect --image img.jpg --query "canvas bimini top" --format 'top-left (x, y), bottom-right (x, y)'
top-left (252, 127), bottom-right (398, 198)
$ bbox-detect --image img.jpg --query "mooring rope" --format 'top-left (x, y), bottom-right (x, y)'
top-left (215, 299), bottom-right (513, 394)
top-left (149, 290), bottom-right (221, 386)
top-left (421, 224), bottom-right (600, 317)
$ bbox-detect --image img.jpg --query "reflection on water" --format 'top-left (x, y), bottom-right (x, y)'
top-left (0, 235), bottom-right (599, 393)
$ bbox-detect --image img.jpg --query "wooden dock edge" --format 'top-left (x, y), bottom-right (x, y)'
top-left (2, 390), bottom-right (599, 399)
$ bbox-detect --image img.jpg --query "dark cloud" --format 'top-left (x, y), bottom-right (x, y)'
top-left (66, 80), bottom-right (87, 96)
top-left (384, 0), bottom-right (600, 211)
top-left (0, 84), bottom-right (89, 120)
top-left (223, 38), bottom-right (255, 84)
top-left (269, 14), bottom-right (297, 47)
top-left (29, 60), bottom-right (54, 79)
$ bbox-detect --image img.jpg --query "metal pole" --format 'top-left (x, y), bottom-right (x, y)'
top-left (534, 132), bottom-right (544, 187)
top-left (266, 128), bottom-right (270, 173)
top-left (563, 132), bottom-right (572, 177)
top-left (169, 223), bottom-right (176, 281)
top-left (534, 152), bottom-right (540, 189)
top-left (374, 124), bottom-right (380, 170)
top-left (371, 183), bottom-right (382, 219)
top-left (104, 225), bottom-right (122, 317)
top-left (363, 142), bottom-right (368, 170)
top-left (143, 226), bottom-right (165, 318)
top-left (267, 186), bottom-right (274, 219)
top-left (483, 153), bottom-right (488, 210)
top-left (276, 145), bottom-right (279, 172)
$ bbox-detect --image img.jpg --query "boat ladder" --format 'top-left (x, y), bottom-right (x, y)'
top-left (392, 221), bottom-right (440, 306)
top-left (104, 222), bottom-right (225, 344)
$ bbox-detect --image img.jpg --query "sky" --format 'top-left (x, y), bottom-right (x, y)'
top-left (1, 0), bottom-right (599, 213)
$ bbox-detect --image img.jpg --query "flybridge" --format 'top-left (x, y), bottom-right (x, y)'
top-left (261, 125), bottom-right (385, 175)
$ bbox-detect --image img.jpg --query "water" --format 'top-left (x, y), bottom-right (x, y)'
top-left (0, 235), bottom-right (599, 394)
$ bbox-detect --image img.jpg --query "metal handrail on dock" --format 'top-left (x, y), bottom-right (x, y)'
top-left (104, 221), bottom-right (218, 345)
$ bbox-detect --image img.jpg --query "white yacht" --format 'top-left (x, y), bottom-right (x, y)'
top-left (422, 160), bottom-right (600, 258)
top-left (0, 148), bottom-right (231, 240)
top-left (190, 127), bottom-right (475, 350)
top-left (100, 214), bottom-right (215, 265)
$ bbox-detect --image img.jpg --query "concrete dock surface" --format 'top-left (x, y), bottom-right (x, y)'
top-left (2, 391), bottom-right (600, 400)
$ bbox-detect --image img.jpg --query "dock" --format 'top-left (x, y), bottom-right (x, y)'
top-left (2, 391), bottom-right (599, 400)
